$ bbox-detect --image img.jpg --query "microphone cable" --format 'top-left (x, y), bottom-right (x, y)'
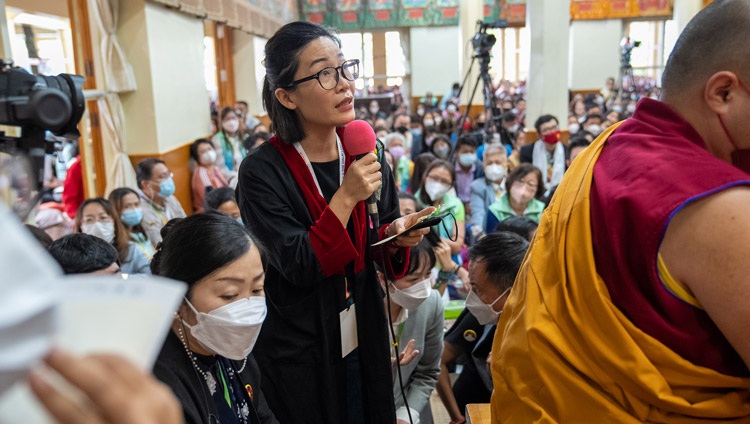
top-left (378, 242), bottom-right (415, 424)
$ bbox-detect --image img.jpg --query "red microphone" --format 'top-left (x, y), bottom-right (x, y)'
top-left (343, 119), bottom-right (377, 158)
top-left (343, 120), bottom-right (380, 228)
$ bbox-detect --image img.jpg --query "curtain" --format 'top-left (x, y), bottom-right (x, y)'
top-left (99, 94), bottom-right (138, 196)
top-left (92, 0), bottom-right (137, 93)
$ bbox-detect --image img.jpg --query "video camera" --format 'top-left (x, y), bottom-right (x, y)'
top-left (472, 19), bottom-right (507, 57)
top-left (0, 61), bottom-right (86, 218)
top-left (620, 37), bottom-right (641, 69)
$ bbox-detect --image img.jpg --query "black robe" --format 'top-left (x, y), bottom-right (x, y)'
top-left (153, 330), bottom-right (277, 424)
top-left (236, 133), bottom-right (406, 423)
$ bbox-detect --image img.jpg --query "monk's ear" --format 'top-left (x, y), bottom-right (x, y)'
top-left (275, 88), bottom-right (297, 111)
top-left (704, 71), bottom-right (739, 115)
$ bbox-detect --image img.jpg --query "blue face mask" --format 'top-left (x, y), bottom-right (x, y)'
top-left (236, 217), bottom-right (244, 226)
top-left (120, 208), bottom-right (143, 227)
top-left (158, 177), bottom-right (175, 198)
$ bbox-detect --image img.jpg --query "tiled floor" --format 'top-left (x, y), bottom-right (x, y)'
top-left (430, 388), bottom-right (452, 423)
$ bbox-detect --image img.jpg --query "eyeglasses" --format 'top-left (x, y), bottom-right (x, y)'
top-left (285, 59), bottom-right (360, 90)
top-left (152, 172), bottom-right (173, 183)
top-left (426, 175), bottom-right (453, 186)
top-left (514, 178), bottom-right (538, 191)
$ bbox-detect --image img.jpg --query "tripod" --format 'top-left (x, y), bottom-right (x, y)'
top-left (453, 52), bottom-right (502, 144)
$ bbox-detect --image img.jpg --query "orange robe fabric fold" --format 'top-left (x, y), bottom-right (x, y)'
top-left (491, 122), bottom-right (750, 423)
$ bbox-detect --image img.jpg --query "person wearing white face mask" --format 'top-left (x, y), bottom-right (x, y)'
top-left (470, 144), bottom-right (508, 240)
top-left (152, 212), bottom-right (277, 424)
top-left (485, 164), bottom-right (545, 234)
top-left (416, 160), bottom-right (466, 259)
top-left (211, 107), bottom-right (245, 186)
top-left (74, 198), bottom-right (151, 275)
top-left (435, 231), bottom-right (529, 424)
top-left (379, 236), bottom-right (444, 424)
top-left (190, 139), bottom-right (229, 213)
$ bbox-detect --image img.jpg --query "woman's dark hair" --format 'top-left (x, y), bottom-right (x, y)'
top-left (468, 231), bottom-right (529, 291)
top-left (189, 138), bottom-right (213, 162)
top-left (48, 233), bottom-right (120, 275)
top-left (505, 163), bottom-right (545, 199)
top-left (407, 152), bottom-right (436, 195)
top-left (243, 132), bottom-right (270, 152)
top-left (108, 187), bottom-right (148, 240)
top-left (75, 198), bottom-right (130, 264)
top-left (150, 212), bottom-right (261, 297)
top-left (204, 187), bottom-right (237, 213)
top-left (262, 22), bottom-right (340, 143)
top-left (429, 134), bottom-right (453, 158)
top-left (405, 233), bottom-right (438, 277)
top-left (418, 159), bottom-right (456, 207)
top-left (495, 216), bottom-right (538, 241)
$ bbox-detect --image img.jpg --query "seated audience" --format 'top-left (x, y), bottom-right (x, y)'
top-left (436, 232), bottom-right (529, 424)
top-left (454, 136), bottom-right (483, 207)
top-left (47, 233), bottom-right (120, 275)
top-left (470, 144), bottom-right (508, 239)
top-left (75, 198), bottom-right (151, 275)
top-left (190, 138), bottom-right (228, 213)
top-left (485, 164), bottom-right (545, 233)
top-left (136, 158), bottom-right (187, 247)
top-left (211, 107), bottom-right (246, 185)
top-left (380, 236), bottom-right (444, 424)
top-left (151, 213), bottom-right (277, 423)
top-left (109, 187), bottom-right (155, 260)
top-left (204, 187), bottom-right (242, 223)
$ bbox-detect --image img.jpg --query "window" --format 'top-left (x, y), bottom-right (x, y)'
top-left (626, 19), bottom-right (675, 82)
top-left (339, 30), bottom-right (407, 93)
top-left (7, 8), bottom-right (75, 76)
top-left (487, 27), bottom-right (530, 83)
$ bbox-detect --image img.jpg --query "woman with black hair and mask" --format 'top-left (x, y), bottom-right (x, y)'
top-left (151, 212), bottom-right (277, 424)
top-left (236, 21), bottom-right (432, 423)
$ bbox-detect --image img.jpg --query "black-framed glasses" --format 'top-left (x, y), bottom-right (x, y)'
top-left (285, 59), bottom-right (360, 90)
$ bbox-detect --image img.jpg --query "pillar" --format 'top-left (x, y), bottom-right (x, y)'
top-left (526, 0), bottom-right (570, 131)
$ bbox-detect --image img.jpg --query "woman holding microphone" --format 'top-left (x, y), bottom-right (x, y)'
top-left (237, 22), bottom-right (431, 423)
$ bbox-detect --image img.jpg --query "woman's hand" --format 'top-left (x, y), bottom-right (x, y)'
top-left (434, 239), bottom-right (454, 270)
top-left (387, 207), bottom-right (435, 248)
top-left (391, 338), bottom-right (419, 366)
top-left (29, 349), bottom-right (183, 424)
top-left (339, 153), bottom-right (382, 205)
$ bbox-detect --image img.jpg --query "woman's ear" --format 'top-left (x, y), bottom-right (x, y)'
top-left (275, 88), bottom-right (297, 111)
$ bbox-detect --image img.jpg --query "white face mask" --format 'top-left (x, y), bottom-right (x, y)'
top-left (390, 278), bottom-right (432, 311)
top-left (423, 119), bottom-right (435, 128)
top-left (223, 118), bottom-right (240, 134)
top-left (484, 163), bottom-right (506, 183)
top-left (465, 286), bottom-right (510, 325)
top-left (425, 180), bottom-right (450, 201)
top-left (586, 124), bottom-right (602, 136)
top-left (568, 123), bottom-right (580, 134)
top-left (82, 221), bottom-right (115, 244)
top-left (200, 149), bottom-right (217, 165)
top-left (446, 104), bottom-right (457, 114)
top-left (182, 296), bottom-right (267, 360)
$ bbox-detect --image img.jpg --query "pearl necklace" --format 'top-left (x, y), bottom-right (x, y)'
top-left (176, 324), bottom-right (247, 396)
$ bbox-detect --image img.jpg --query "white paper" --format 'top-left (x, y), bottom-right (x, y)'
top-left (340, 304), bottom-right (358, 358)
top-left (0, 276), bottom-right (186, 423)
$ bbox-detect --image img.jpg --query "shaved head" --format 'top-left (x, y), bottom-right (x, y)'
top-left (662, 0), bottom-right (750, 100)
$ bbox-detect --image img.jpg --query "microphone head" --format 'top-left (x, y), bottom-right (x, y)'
top-left (343, 120), bottom-right (376, 156)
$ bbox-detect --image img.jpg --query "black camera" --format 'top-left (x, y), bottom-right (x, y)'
top-left (0, 62), bottom-right (86, 218)
top-left (472, 20), bottom-right (507, 57)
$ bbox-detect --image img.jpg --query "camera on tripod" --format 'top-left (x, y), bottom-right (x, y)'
top-left (472, 19), bottom-right (507, 57)
top-left (620, 37), bottom-right (641, 69)
top-left (0, 61), bottom-right (86, 218)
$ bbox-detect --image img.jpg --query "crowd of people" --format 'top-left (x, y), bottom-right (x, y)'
top-left (12, 1), bottom-right (750, 422)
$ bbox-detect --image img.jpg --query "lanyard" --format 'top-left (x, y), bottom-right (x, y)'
top-left (293, 135), bottom-right (345, 198)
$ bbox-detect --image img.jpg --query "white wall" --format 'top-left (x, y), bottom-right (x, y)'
top-left (568, 19), bottom-right (622, 91)
top-left (232, 29), bottom-right (267, 116)
top-left (146, 3), bottom-right (210, 151)
top-left (410, 26), bottom-right (461, 97)
top-left (118, 1), bottom-right (210, 154)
